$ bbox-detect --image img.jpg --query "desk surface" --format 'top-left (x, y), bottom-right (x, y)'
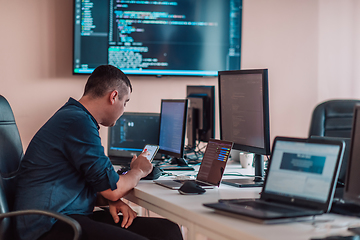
top-left (119, 164), bottom-right (360, 240)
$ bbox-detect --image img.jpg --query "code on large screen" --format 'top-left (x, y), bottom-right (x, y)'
top-left (73, 0), bottom-right (242, 76)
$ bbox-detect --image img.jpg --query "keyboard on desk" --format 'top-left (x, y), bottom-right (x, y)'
top-left (159, 164), bottom-right (195, 171)
top-left (220, 199), bottom-right (305, 213)
top-left (207, 198), bottom-right (323, 220)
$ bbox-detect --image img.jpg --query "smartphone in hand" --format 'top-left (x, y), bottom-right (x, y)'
top-left (142, 144), bottom-right (159, 162)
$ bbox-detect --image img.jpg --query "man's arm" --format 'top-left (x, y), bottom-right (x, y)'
top-left (95, 193), bottom-right (109, 206)
top-left (100, 151), bottom-right (152, 202)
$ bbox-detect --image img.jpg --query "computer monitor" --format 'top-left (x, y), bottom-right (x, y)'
top-left (218, 69), bottom-right (270, 187)
top-left (108, 112), bottom-right (160, 166)
top-left (186, 85), bottom-right (215, 150)
top-left (158, 99), bottom-right (188, 164)
top-left (344, 104), bottom-right (360, 205)
top-left (329, 104), bottom-right (360, 220)
top-left (72, 0), bottom-right (242, 76)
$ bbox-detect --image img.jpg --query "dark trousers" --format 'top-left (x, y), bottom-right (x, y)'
top-left (38, 210), bottom-right (184, 240)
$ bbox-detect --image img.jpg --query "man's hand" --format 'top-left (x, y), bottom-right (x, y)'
top-left (129, 151), bottom-right (153, 178)
top-left (109, 199), bottom-right (137, 228)
top-left (100, 152), bottom-right (153, 202)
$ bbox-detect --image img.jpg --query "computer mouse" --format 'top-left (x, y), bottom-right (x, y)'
top-left (178, 181), bottom-right (206, 195)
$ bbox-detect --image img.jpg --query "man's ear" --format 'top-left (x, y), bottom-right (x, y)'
top-left (109, 90), bottom-right (118, 104)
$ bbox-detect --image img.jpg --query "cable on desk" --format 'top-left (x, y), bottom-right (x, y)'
top-left (184, 141), bottom-right (206, 163)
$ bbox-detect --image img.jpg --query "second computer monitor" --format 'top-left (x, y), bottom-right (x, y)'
top-left (186, 85), bottom-right (215, 149)
top-left (218, 69), bottom-right (270, 183)
top-left (158, 99), bottom-right (188, 159)
top-left (218, 69), bottom-right (270, 156)
top-left (344, 104), bottom-right (360, 205)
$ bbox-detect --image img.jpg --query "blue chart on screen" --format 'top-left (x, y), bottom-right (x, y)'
top-left (280, 153), bottom-right (325, 174)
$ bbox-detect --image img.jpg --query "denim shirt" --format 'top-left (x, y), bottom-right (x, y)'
top-left (14, 98), bottom-right (119, 240)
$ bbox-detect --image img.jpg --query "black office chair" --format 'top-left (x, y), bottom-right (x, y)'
top-left (308, 99), bottom-right (360, 199)
top-left (0, 95), bottom-right (81, 240)
top-left (309, 99), bottom-right (360, 217)
top-left (308, 99), bottom-right (360, 138)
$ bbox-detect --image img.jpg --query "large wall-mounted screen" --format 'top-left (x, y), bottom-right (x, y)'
top-left (73, 0), bottom-right (242, 76)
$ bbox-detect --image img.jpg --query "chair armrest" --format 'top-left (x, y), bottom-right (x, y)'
top-left (0, 209), bottom-right (81, 240)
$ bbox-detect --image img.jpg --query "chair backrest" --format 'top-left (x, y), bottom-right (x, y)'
top-left (0, 95), bottom-right (24, 238)
top-left (309, 99), bottom-right (360, 138)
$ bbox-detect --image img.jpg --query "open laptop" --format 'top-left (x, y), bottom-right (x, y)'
top-left (107, 112), bottom-right (160, 168)
top-left (204, 136), bottom-right (345, 223)
top-left (154, 139), bottom-right (233, 189)
top-left (310, 136), bottom-right (351, 189)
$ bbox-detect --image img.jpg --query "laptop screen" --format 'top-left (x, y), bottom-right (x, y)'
top-left (107, 112), bottom-right (160, 165)
top-left (197, 139), bottom-right (233, 186)
top-left (264, 139), bottom-right (341, 203)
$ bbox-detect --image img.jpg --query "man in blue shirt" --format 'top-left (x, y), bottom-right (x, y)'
top-left (14, 65), bottom-right (183, 240)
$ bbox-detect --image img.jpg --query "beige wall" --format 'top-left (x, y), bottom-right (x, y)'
top-left (318, 0), bottom-right (360, 100)
top-left (1, 0), bottom-right (360, 151)
top-left (242, 0), bottom-right (319, 139)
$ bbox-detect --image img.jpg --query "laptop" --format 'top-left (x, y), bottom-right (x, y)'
top-left (310, 136), bottom-right (350, 189)
top-left (204, 136), bottom-right (345, 223)
top-left (107, 112), bottom-right (160, 168)
top-left (154, 139), bottom-right (233, 189)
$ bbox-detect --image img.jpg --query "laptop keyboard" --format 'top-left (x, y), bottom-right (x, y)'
top-left (174, 179), bottom-right (213, 187)
top-left (222, 200), bottom-right (302, 213)
top-left (174, 179), bottom-right (188, 184)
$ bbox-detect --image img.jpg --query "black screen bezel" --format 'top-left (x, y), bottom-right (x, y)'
top-left (186, 85), bottom-right (215, 147)
top-left (218, 69), bottom-right (271, 155)
top-left (344, 104), bottom-right (360, 204)
top-left (72, 0), bottom-right (243, 77)
top-left (158, 99), bottom-right (188, 158)
top-left (107, 112), bottom-right (160, 165)
top-left (262, 136), bottom-right (344, 212)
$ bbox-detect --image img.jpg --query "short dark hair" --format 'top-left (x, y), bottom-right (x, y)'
top-left (83, 65), bottom-right (132, 99)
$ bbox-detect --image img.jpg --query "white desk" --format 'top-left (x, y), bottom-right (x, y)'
top-left (120, 165), bottom-right (360, 240)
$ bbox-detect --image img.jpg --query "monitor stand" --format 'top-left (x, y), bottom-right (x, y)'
top-left (170, 157), bottom-right (188, 166)
top-left (159, 157), bottom-right (195, 171)
top-left (221, 154), bottom-right (264, 187)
